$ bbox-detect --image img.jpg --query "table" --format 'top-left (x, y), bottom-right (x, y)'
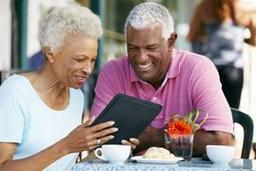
top-left (72, 158), bottom-right (256, 171)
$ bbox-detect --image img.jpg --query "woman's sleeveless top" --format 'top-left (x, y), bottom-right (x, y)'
top-left (192, 21), bottom-right (244, 68)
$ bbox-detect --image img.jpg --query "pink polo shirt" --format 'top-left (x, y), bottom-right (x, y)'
top-left (91, 49), bottom-right (233, 133)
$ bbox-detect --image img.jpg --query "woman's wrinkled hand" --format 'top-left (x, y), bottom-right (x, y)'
top-left (60, 120), bottom-right (118, 154)
top-left (121, 138), bottom-right (140, 150)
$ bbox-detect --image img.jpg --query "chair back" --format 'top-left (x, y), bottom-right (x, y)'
top-left (231, 108), bottom-right (254, 159)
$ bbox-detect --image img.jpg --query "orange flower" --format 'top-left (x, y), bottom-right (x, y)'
top-left (167, 119), bottom-right (193, 135)
top-left (165, 109), bottom-right (208, 137)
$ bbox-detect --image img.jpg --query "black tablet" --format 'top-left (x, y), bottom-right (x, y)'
top-left (91, 93), bottom-right (162, 144)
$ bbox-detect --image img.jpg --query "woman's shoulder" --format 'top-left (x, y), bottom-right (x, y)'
top-left (0, 74), bottom-right (32, 103)
top-left (0, 74), bottom-right (30, 91)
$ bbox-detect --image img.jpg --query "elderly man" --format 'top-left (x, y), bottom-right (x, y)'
top-left (91, 2), bottom-right (234, 156)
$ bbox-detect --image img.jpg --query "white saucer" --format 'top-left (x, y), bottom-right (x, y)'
top-left (130, 156), bottom-right (183, 164)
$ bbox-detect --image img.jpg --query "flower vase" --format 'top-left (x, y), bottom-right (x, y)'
top-left (165, 134), bottom-right (194, 161)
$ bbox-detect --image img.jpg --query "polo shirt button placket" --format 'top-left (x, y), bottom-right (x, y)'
top-left (152, 97), bottom-right (157, 102)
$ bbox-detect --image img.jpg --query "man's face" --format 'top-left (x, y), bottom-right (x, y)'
top-left (126, 23), bottom-right (175, 88)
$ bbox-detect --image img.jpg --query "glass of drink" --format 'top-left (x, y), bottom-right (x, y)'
top-left (165, 134), bottom-right (194, 161)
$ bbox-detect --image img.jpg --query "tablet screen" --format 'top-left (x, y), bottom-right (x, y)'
top-left (91, 93), bottom-right (162, 144)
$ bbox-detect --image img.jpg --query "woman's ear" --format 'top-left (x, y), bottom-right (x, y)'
top-left (42, 47), bottom-right (54, 63)
top-left (168, 32), bottom-right (178, 48)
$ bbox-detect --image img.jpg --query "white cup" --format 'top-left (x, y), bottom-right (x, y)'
top-left (206, 145), bottom-right (235, 164)
top-left (95, 144), bottom-right (131, 164)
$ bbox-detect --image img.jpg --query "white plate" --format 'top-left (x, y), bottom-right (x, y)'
top-left (130, 156), bottom-right (183, 164)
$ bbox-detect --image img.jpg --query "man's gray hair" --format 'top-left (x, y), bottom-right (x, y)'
top-left (39, 3), bottom-right (103, 52)
top-left (124, 2), bottom-right (174, 40)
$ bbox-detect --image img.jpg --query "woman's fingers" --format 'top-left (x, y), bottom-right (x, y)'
top-left (79, 121), bottom-right (117, 149)
top-left (98, 135), bottom-right (115, 145)
top-left (88, 145), bottom-right (98, 151)
top-left (87, 126), bottom-right (118, 150)
top-left (92, 127), bottom-right (118, 139)
top-left (86, 135), bottom-right (115, 151)
top-left (67, 120), bottom-right (118, 152)
top-left (90, 121), bottom-right (115, 131)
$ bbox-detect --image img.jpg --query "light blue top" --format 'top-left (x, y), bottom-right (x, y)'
top-left (0, 74), bottom-right (84, 170)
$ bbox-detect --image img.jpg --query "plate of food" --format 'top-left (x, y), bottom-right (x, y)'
top-left (130, 147), bottom-right (183, 164)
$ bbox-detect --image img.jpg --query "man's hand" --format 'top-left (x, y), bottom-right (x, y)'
top-left (121, 138), bottom-right (140, 150)
top-left (133, 126), bottom-right (165, 154)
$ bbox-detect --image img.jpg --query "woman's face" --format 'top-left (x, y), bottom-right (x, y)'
top-left (49, 34), bottom-right (98, 89)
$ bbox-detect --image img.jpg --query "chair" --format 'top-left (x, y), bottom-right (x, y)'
top-left (231, 108), bottom-right (254, 159)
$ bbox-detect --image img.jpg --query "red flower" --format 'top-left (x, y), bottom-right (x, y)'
top-left (165, 110), bottom-right (208, 137)
top-left (167, 119), bottom-right (193, 135)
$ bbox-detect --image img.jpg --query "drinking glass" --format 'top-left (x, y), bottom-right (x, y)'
top-left (165, 134), bottom-right (194, 161)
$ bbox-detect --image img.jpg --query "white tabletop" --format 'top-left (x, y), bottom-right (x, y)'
top-left (72, 158), bottom-right (256, 171)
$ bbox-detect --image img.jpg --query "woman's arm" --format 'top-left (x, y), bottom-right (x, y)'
top-left (0, 121), bottom-right (117, 171)
top-left (0, 142), bottom-right (67, 171)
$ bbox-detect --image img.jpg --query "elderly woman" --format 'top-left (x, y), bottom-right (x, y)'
top-left (0, 4), bottom-right (138, 171)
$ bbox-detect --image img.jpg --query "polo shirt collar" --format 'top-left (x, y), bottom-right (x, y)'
top-left (167, 49), bottom-right (181, 79)
top-left (129, 62), bottom-right (139, 82)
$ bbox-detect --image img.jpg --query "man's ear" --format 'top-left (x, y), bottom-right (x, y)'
top-left (168, 32), bottom-right (177, 48)
top-left (42, 47), bottom-right (54, 63)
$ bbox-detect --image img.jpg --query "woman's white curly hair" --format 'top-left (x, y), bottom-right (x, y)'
top-left (124, 2), bottom-right (174, 40)
top-left (38, 3), bottom-right (103, 52)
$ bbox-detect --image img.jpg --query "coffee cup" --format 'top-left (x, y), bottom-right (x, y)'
top-left (95, 144), bottom-right (131, 164)
top-left (206, 145), bottom-right (235, 164)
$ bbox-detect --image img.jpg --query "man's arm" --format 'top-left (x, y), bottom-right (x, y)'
top-left (134, 129), bottom-right (234, 157)
top-left (133, 127), bottom-right (234, 156)
top-left (190, 56), bottom-right (234, 156)
top-left (193, 130), bottom-right (235, 156)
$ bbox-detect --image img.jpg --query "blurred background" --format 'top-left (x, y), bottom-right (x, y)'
top-left (0, 0), bottom-right (200, 75)
top-left (0, 0), bottom-right (255, 155)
